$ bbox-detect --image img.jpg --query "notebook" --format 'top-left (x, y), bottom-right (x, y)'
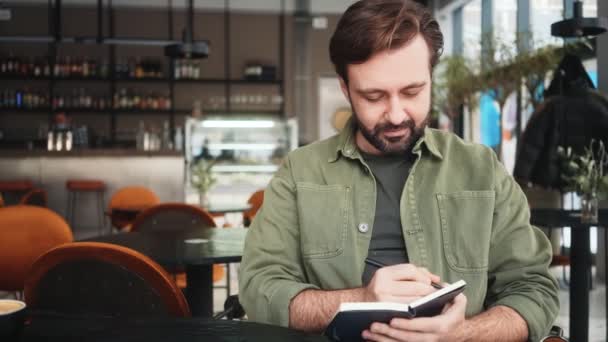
top-left (324, 280), bottom-right (466, 342)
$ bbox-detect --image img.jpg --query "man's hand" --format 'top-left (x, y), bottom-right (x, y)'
top-left (364, 264), bottom-right (440, 303)
top-left (288, 263), bottom-right (441, 332)
top-left (362, 293), bottom-right (468, 342)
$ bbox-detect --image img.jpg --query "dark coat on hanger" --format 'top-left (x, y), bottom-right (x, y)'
top-left (513, 55), bottom-right (608, 189)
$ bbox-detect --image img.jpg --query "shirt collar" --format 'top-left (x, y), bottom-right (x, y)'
top-left (329, 118), bottom-right (443, 162)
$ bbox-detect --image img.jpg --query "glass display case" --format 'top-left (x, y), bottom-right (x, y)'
top-left (184, 115), bottom-right (297, 217)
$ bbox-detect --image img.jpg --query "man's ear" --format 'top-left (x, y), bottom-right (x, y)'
top-left (339, 77), bottom-right (350, 101)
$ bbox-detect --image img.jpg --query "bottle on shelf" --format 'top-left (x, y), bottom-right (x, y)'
top-left (161, 120), bottom-right (172, 150)
top-left (99, 59), bottom-right (109, 79)
top-left (135, 120), bottom-right (146, 150)
top-left (65, 131), bottom-right (73, 151)
top-left (174, 59), bottom-right (181, 80)
top-left (174, 126), bottom-right (183, 151)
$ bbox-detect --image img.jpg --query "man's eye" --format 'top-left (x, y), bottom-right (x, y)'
top-left (403, 89), bottom-right (422, 97)
top-left (365, 96), bottom-right (382, 103)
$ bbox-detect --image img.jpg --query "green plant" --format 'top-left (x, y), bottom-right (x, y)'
top-left (433, 55), bottom-right (480, 119)
top-left (557, 140), bottom-right (608, 200)
top-left (190, 159), bottom-right (217, 195)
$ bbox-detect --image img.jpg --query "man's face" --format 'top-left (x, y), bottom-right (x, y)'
top-left (340, 34), bottom-right (432, 155)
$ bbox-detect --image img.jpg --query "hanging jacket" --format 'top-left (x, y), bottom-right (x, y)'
top-left (514, 54), bottom-right (608, 189)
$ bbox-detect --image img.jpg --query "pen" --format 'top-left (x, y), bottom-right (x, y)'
top-left (364, 258), bottom-right (443, 289)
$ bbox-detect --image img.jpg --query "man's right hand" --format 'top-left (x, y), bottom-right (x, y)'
top-left (364, 264), bottom-right (440, 304)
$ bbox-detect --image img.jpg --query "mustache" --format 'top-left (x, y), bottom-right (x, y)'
top-left (374, 120), bottom-right (415, 133)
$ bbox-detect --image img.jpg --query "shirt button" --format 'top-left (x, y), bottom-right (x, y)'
top-left (358, 223), bottom-right (369, 233)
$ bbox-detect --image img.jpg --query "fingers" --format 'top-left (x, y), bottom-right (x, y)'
top-left (363, 323), bottom-right (434, 342)
top-left (380, 264), bottom-right (439, 285)
top-left (367, 264), bottom-right (442, 303)
top-left (418, 267), bottom-right (441, 284)
top-left (382, 281), bottom-right (436, 299)
top-left (362, 329), bottom-right (401, 342)
top-left (389, 294), bottom-right (467, 333)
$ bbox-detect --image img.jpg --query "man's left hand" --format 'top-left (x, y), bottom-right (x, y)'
top-left (362, 293), bottom-right (467, 342)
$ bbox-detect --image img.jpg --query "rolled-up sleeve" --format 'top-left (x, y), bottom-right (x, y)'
top-left (485, 152), bottom-right (560, 342)
top-left (238, 156), bottom-right (319, 327)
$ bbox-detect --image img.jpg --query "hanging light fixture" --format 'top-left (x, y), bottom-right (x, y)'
top-left (165, 0), bottom-right (209, 59)
top-left (551, 0), bottom-right (608, 38)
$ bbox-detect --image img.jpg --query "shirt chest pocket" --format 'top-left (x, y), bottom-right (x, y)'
top-left (296, 183), bottom-right (349, 259)
top-left (436, 191), bottom-right (495, 273)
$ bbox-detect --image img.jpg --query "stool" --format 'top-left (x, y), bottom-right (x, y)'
top-left (66, 180), bottom-right (106, 235)
top-left (0, 180), bottom-right (34, 205)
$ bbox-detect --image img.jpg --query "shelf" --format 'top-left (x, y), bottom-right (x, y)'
top-left (173, 78), bottom-right (282, 85)
top-left (0, 76), bottom-right (50, 81)
top-left (211, 164), bottom-right (279, 173)
top-left (0, 107), bottom-right (283, 115)
top-left (114, 77), bottom-right (169, 82)
top-left (201, 109), bottom-right (283, 115)
top-left (0, 107), bottom-right (50, 113)
top-left (113, 109), bottom-right (173, 114)
top-left (0, 75), bottom-right (282, 85)
top-left (0, 107), bottom-right (172, 114)
top-left (207, 143), bottom-right (278, 151)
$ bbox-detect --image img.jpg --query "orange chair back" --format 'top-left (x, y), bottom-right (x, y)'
top-left (130, 203), bottom-right (216, 232)
top-left (0, 193), bottom-right (4, 207)
top-left (108, 186), bottom-right (160, 210)
top-left (19, 188), bottom-right (48, 207)
top-left (108, 186), bottom-right (161, 229)
top-left (24, 242), bottom-right (190, 317)
top-left (0, 205), bottom-right (73, 291)
top-left (243, 190), bottom-right (264, 226)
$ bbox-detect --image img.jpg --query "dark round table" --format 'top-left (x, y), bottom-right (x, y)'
top-left (84, 227), bottom-right (248, 317)
top-left (19, 313), bottom-right (331, 342)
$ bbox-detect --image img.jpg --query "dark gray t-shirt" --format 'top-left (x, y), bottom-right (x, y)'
top-left (360, 151), bottom-right (415, 285)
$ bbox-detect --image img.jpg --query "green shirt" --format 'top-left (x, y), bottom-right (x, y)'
top-left (239, 121), bottom-right (559, 342)
top-left (360, 151), bottom-right (414, 285)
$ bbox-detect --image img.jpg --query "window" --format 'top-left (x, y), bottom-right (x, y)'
top-left (462, 0), bottom-right (482, 60)
top-left (531, 0), bottom-right (563, 47)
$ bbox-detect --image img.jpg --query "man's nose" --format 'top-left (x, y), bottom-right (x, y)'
top-left (386, 96), bottom-right (409, 125)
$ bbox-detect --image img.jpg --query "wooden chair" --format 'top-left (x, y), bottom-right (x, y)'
top-left (243, 189), bottom-right (264, 227)
top-left (19, 188), bottom-right (48, 207)
top-left (107, 186), bottom-right (160, 231)
top-left (0, 205), bottom-right (73, 295)
top-left (24, 242), bottom-right (190, 317)
top-left (130, 203), bottom-right (227, 291)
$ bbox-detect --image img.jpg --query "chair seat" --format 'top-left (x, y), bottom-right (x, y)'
top-left (66, 180), bottom-right (106, 192)
top-left (0, 180), bottom-right (34, 192)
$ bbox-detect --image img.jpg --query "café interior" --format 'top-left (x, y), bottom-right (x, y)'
top-left (0, 0), bottom-right (607, 341)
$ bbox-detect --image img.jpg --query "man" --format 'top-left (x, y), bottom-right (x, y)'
top-left (239, 0), bottom-right (559, 341)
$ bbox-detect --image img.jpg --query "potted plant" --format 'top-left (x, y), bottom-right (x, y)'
top-left (557, 140), bottom-right (608, 223)
top-left (190, 159), bottom-right (217, 208)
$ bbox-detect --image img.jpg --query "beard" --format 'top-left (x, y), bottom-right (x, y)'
top-left (353, 108), bottom-right (429, 156)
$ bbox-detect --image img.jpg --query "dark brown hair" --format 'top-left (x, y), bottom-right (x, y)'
top-left (329, 0), bottom-right (444, 83)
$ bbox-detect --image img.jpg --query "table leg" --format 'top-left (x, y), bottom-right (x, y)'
top-left (185, 264), bottom-right (213, 317)
top-left (570, 226), bottom-right (590, 342)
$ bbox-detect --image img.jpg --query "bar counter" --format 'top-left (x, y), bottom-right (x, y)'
top-left (0, 149), bottom-right (185, 232)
